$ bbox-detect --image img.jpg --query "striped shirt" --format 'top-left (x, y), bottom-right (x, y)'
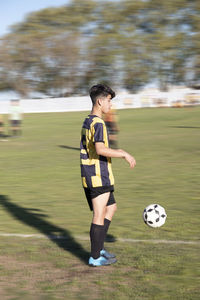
top-left (80, 115), bottom-right (114, 188)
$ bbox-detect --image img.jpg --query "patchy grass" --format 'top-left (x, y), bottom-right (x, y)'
top-left (0, 237), bottom-right (199, 299)
top-left (0, 107), bottom-right (199, 299)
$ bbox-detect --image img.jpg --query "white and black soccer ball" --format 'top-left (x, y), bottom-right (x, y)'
top-left (143, 204), bottom-right (167, 228)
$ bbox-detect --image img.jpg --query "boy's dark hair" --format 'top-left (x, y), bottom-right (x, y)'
top-left (89, 84), bottom-right (115, 105)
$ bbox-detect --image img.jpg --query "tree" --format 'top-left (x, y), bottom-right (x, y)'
top-left (0, 0), bottom-right (200, 97)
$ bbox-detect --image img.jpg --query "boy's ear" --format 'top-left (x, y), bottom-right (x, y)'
top-left (97, 98), bottom-right (102, 106)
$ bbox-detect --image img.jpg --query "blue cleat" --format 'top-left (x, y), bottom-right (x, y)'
top-left (89, 256), bottom-right (117, 267)
top-left (100, 249), bottom-right (116, 259)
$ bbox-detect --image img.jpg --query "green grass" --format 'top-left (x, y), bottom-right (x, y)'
top-left (0, 107), bottom-right (199, 299)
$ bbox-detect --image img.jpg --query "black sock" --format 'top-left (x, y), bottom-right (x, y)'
top-left (102, 218), bottom-right (111, 250)
top-left (90, 223), bottom-right (105, 259)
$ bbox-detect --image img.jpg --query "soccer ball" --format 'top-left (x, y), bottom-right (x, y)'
top-left (143, 204), bottom-right (167, 228)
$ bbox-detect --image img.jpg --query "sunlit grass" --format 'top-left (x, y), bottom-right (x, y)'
top-left (0, 107), bottom-right (199, 299)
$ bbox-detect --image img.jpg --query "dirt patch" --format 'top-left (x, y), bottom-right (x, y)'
top-left (0, 254), bottom-right (115, 299)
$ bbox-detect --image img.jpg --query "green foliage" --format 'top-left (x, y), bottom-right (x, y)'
top-left (0, 0), bottom-right (200, 96)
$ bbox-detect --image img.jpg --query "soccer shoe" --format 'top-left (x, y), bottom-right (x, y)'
top-left (100, 249), bottom-right (116, 259)
top-left (89, 256), bottom-right (117, 267)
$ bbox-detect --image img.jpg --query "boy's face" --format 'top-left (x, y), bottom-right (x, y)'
top-left (99, 94), bottom-right (112, 114)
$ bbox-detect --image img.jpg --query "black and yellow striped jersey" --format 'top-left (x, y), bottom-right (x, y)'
top-left (80, 114), bottom-right (114, 188)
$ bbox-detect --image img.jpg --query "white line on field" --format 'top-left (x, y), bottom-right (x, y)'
top-left (0, 233), bottom-right (199, 245)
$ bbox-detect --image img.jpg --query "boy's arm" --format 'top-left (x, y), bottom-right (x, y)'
top-left (95, 142), bottom-right (136, 169)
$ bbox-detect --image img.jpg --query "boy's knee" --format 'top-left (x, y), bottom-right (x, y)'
top-left (93, 216), bottom-right (105, 225)
top-left (93, 209), bottom-right (106, 225)
top-left (111, 203), bottom-right (117, 213)
top-left (105, 203), bottom-right (117, 220)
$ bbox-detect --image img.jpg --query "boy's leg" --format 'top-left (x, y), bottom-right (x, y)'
top-left (92, 192), bottom-right (110, 225)
top-left (105, 203), bottom-right (117, 222)
top-left (103, 203), bottom-right (117, 239)
top-left (100, 203), bottom-right (117, 258)
top-left (103, 192), bottom-right (117, 243)
top-left (92, 195), bottom-right (117, 247)
top-left (90, 192), bottom-right (110, 259)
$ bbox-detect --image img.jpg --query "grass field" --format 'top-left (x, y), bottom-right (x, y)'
top-left (0, 106), bottom-right (199, 299)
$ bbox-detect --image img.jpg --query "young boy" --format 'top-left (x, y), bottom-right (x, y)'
top-left (80, 84), bottom-right (136, 267)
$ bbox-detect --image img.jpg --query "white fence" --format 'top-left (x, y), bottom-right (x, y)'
top-left (0, 94), bottom-right (147, 114)
top-left (0, 89), bottom-right (200, 114)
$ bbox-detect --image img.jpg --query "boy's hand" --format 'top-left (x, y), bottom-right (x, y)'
top-left (124, 152), bottom-right (136, 168)
top-left (95, 144), bottom-right (136, 168)
top-left (118, 149), bottom-right (136, 168)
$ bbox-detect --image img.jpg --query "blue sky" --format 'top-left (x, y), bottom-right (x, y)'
top-left (0, 0), bottom-right (70, 37)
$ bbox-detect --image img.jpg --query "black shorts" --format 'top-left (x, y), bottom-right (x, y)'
top-left (84, 185), bottom-right (116, 211)
top-left (11, 120), bottom-right (21, 126)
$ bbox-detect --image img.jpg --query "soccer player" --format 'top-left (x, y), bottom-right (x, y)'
top-left (80, 84), bottom-right (136, 267)
top-left (103, 105), bottom-right (119, 149)
top-left (9, 100), bottom-right (23, 137)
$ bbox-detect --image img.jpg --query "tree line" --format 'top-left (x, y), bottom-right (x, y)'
top-left (0, 0), bottom-right (199, 97)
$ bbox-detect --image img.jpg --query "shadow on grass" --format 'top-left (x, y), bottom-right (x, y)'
top-left (105, 234), bottom-right (117, 243)
top-left (59, 145), bottom-right (79, 151)
top-left (169, 126), bottom-right (200, 129)
top-left (0, 195), bottom-right (89, 264)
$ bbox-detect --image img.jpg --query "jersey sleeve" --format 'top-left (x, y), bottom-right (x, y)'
top-left (93, 122), bottom-right (105, 143)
